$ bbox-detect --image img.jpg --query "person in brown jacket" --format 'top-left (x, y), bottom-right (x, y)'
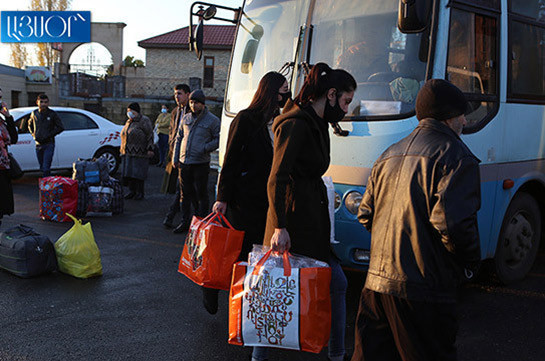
top-left (252, 63), bottom-right (356, 361)
top-left (162, 84), bottom-right (190, 227)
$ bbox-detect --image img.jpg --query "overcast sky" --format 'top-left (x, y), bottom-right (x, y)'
top-left (0, 0), bottom-right (243, 67)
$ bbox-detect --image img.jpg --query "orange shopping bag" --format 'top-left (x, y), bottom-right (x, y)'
top-left (178, 212), bottom-right (244, 290)
top-left (228, 248), bottom-right (331, 353)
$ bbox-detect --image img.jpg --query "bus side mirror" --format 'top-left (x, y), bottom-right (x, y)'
top-left (193, 19), bottom-right (204, 60)
top-left (240, 25), bottom-right (264, 74)
top-left (241, 39), bottom-right (259, 74)
top-left (397, 0), bottom-right (432, 33)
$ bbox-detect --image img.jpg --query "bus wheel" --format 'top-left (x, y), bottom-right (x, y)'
top-left (495, 192), bottom-right (541, 284)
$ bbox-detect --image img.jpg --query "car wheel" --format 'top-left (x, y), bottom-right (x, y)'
top-left (495, 192), bottom-right (541, 284)
top-left (94, 147), bottom-right (120, 175)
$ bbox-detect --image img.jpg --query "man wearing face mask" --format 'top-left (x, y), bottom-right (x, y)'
top-left (154, 104), bottom-right (170, 167)
top-left (172, 89), bottom-right (220, 233)
top-left (352, 79), bottom-right (481, 361)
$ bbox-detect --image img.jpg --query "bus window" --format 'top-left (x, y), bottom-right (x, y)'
top-left (224, 0), bottom-right (311, 115)
top-left (510, 0), bottom-right (545, 23)
top-left (310, 0), bottom-right (428, 118)
top-left (447, 8), bottom-right (498, 131)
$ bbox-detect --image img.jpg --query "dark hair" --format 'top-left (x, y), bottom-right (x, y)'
top-left (294, 63), bottom-right (356, 107)
top-left (246, 71), bottom-right (286, 119)
top-left (37, 93), bottom-right (49, 101)
top-left (174, 84), bottom-right (191, 94)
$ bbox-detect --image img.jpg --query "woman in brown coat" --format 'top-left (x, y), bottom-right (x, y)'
top-left (120, 102), bottom-right (154, 200)
top-left (252, 63), bottom-right (356, 361)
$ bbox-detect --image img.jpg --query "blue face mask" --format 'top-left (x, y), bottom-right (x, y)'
top-left (161, 108), bottom-right (167, 113)
top-left (127, 111), bottom-right (136, 119)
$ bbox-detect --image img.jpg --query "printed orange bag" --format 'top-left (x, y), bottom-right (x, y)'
top-left (228, 249), bottom-right (331, 353)
top-left (178, 212), bottom-right (244, 290)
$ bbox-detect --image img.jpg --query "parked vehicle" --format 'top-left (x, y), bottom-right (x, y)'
top-left (9, 107), bottom-right (122, 174)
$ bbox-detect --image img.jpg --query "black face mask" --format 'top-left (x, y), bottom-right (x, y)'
top-left (323, 96), bottom-right (346, 124)
top-left (278, 91), bottom-right (291, 108)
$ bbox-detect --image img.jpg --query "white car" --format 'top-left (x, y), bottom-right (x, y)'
top-left (9, 107), bottom-right (123, 174)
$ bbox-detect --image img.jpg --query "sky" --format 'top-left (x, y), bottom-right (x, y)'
top-left (0, 0), bottom-right (243, 67)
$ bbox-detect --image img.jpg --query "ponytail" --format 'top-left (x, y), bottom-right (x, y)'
top-left (294, 62), bottom-right (357, 107)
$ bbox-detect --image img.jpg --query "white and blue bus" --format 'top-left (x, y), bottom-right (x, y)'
top-left (190, 0), bottom-right (545, 283)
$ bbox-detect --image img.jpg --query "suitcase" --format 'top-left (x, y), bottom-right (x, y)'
top-left (76, 181), bottom-right (89, 218)
top-left (39, 176), bottom-right (78, 222)
top-left (0, 224), bottom-right (58, 277)
top-left (87, 186), bottom-right (113, 216)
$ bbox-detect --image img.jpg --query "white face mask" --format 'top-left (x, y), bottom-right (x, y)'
top-left (127, 111), bottom-right (135, 119)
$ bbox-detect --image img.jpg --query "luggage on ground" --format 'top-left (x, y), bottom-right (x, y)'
top-left (178, 212), bottom-right (244, 290)
top-left (76, 181), bottom-right (89, 218)
top-left (54, 214), bottom-right (102, 278)
top-left (0, 224), bottom-right (58, 277)
top-left (72, 157), bottom-right (109, 184)
top-left (87, 186), bottom-right (113, 217)
top-left (101, 177), bottom-right (123, 215)
top-left (39, 176), bottom-right (78, 222)
top-left (229, 247), bottom-right (331, 353)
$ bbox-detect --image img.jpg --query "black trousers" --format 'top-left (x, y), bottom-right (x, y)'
top-left (179, 163), bottom-right (209, 224)
top-left (352, 288), bottom-right (458, 361)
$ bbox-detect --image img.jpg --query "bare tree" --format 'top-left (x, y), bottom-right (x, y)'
top-left (9, 43), bottom-right (29, 69)
top-left (30, 0), bottom-right (72, 67)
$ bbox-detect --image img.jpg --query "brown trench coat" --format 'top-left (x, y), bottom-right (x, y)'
top-left (263, 101), bottom-right (332, 263)
top-left (160, 105), bottom-right (189, 194)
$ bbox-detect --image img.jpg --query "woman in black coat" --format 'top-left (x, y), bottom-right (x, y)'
top-left (0, 89), bottom-right (19, 228)
top-left (203, 72), bottom-right (289, 314)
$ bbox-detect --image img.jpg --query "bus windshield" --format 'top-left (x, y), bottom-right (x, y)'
top-left (225, 0), bottom-right (311, 114)
top-left (225, 0), bottom-right (429, 118)
top-left (310, 0), bottom-right (428, 117)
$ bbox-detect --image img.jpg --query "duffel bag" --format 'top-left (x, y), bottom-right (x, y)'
top-left (87, 186), bottom-right (113, 217)
top-left (73, 157), bottom-right (109, 185)
top-left (0, 224), bottom-right (58, 277)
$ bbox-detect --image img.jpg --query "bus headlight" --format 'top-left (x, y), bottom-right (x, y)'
top-left (334, 192), bottom-right (342, 210)
top-left (344, 191), bottom-right (363, 215)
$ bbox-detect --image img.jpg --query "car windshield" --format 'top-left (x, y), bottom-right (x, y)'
top-left (310, 0), bottom-right (428, 117)
top-left (225, 0), bottom-right (311, 114)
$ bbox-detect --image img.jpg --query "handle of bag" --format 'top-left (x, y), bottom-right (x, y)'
top-left (65, 213), bottom-right (80, 224)
top-left (215, 212), bottom-right (236, 230)
top-left (252, 249), bottom-right (292, 277)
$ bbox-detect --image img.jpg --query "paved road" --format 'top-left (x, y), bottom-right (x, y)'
top-left (0, 166), bottom-right (544, 361)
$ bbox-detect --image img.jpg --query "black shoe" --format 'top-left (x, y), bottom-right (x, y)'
top-left (133, 192), bottom-right (144, 200)
top-left (202, 287), bottom-right (219, 315)
top-left (124, 192), bottom-right (136, 199)
top-left (173, 222), bottom-right (190, 234)
top-left (163, 215), bottom-right (174, 228)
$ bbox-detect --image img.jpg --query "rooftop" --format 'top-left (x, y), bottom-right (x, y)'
top-left (138, 25), bottom-right (236, 50)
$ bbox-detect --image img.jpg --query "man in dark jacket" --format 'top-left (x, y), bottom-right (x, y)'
top-left (171, 89), bottom-right (220, 233)
top-left (28, 93), bottom-right (64, 177)
top-left (162, 83), bottom-right (190, 227)
top-left (351, 79), bottom-right (481, 361)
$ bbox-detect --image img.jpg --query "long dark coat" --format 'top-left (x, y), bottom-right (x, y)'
top-left (217, 108), bottom-right (273, 259)
top-left (264, 102), bottom-right (331, 263)
top-left (161, 105), bottom-right (188, 194)
top-left (0, 115), bottom-right (18, 216)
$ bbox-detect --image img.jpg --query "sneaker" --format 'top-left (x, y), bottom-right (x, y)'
top-left (163, 215), bottom-right (174, 228)
top-left (124, 192), bottom-right (136, 199)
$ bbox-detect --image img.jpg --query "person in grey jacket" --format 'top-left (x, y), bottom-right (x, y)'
top-left (172, 89), bottom-right (220, 233)
top-left (27, 93), bottom-right (64, 177)
top-left (352, 79), bottom-right (481, 361)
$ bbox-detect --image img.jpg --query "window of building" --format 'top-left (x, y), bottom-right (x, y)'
top-left (203, 56), bottom-right (215, 88)
top-left (11, 91), bottom-right (20, 108)
top-left (446, 6), bottom-right (499, 133)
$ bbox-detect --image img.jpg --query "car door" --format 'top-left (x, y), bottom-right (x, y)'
top-left (55, 111), bottom-right (101, 169)
top-left (8, 113), bottom-right (42, 171)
